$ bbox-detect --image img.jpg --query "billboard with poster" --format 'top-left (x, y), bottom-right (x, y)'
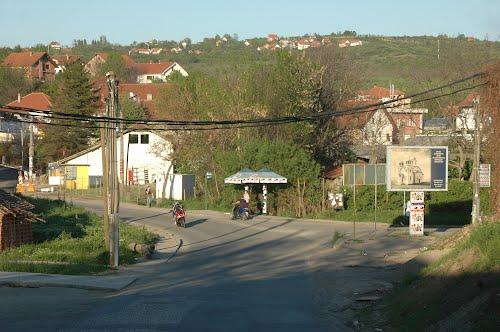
top-left (386, 146), bottom-right (448, 191)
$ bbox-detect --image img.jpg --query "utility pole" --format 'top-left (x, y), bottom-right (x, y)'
top-left (105, 72), bottom-right (120, 268)
top-left (28, 120), bottom-right (34, 180)
top-left (437, 39), bottom-right (440, 60)
top-left (100, 107), bottom-right (109, 249)
top-left (472, 97), bottom-right (481, 224)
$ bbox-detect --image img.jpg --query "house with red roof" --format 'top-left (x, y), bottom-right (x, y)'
top-left (51, 54), bottom-right (83, 74)
top-left (119, 83), bottom-right (171, 119)
top-left (84, 53), bottom-right (137, 76)
top-left (1, 52), bottom-right (57, 81)
top-left (135, 61), bottom-right (188, 83)
top-left (0, 92), bottom-right (52, 140)
top-left (356, 85), bottom-right (428, 139)
top-left (49, 41), bottom-right (61, 50)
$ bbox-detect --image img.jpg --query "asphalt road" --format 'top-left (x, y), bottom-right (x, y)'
top-left (0, 198), bottom-right (395, 331)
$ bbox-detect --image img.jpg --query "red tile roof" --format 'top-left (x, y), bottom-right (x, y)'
top-left (96, 53), bottom-right (136, 68)
top-left (135, 62), bottom-right (174, 75)
top-left (457, 93), bottom-right (479, 108)
top-left (359, 85), bottom-right (404, 100)
top-left (2, 52), bottom-right (48, 67)
top-left (7, 92), bottom-right (52, 111)
top-left (51, 54), bottom-right (82, 65)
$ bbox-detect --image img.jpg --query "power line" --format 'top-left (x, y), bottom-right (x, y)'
top-left (0, 72), bottom-right (485, 128)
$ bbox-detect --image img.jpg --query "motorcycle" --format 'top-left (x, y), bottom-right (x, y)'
top-left (231, 201), bottom-right (250, 220)
top-left (172, 202), bottom-right (186, 228)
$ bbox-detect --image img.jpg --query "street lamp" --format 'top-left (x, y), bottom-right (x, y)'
top-left (205, 172), bottom-right (213, 210)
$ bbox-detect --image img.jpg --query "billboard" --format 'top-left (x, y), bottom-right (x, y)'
top-left (343, 164), bottom-right (386, 186)
top-left (386, 146), bottom-right (448, 191)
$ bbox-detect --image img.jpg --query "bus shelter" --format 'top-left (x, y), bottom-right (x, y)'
top-left (224, 168), bottom-right (287, 214)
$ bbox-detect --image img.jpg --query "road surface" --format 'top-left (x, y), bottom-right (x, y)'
top-left (0, 198), bottom-right (429, 331)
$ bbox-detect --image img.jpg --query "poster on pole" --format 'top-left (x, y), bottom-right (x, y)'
top-left (409, 204), bottom-right (425, 236)
top-left (386, 146), bottom-right (448, 191)
top-left (479, 164), bottom-right (491, 188)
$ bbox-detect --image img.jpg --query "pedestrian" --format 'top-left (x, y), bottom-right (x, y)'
top-left (145, 185), bottom-right (154, 207)
top-left (243, 189), bottom-right (250, 204)
top-left (404, 200), bottom-right (411, 225)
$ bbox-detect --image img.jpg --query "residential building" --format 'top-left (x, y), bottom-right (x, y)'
top-left (84, 53), bottom-right (136, 76)
top-left (119, 83), bottom-right (170, 119)
top-left (51, 54), bottom-right (82, 74)
top-left (357, 85), bottom-right (428, 140)
top-left (423, 118), bottom-right (450, 134)
top-left (1, 92), bottom-right (52, 141)
top-left (2, 52), bottom-right (57, 81)
top-left (135, 61), bottom-right (188, 83)
top-left (338, 39), bottom-right (363, 48)
top-left (48, 130), bottom-right (174, 187)
top-left (49, 41), bottom-right (61, 50)
top-left (455, 93), bottom-right (479, 132)
top-left (267, 33), bottom-right (279, 42)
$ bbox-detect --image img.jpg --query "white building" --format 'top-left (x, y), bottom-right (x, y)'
top-left (136, 61), bottom-right (188, 83)
top-left (49, 130), bottom-right (174, 186)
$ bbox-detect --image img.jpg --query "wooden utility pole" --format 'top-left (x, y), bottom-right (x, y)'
top-left (100, 109), bottom-right (109, 248)
top-left (105, 72), bottom-right (120, 268)
top-left (472, 97), bottom-right (481, 224)
top-left (28, 120), bottom-right (34, 180)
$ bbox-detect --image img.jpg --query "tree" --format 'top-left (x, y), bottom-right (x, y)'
top-left (99, 52), bottom-right (137, 83)
top-left (0, 67), bottom-right (33, 104)
top-left (37, 62), bottom-right (97, 164)
top-left (120, 96), bottom-right (147, 123)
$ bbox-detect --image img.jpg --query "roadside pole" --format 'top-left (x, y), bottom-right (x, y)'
top-left (106, 72), bottom-right (120, 268)
top-left (28, 120), bottom-right (34, 180)
top-left (100, 111), bottom-right (109, 249)
top-left (374, 166), bottom-right (378, 231)
top-left (472, 97), bottom-right (481, 224)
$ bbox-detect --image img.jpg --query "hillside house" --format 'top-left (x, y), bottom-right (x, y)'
top-left (2, 52), bottom-right (57, 81)
top-left (357, 85), bottom-right (428, 140)
top-left (51, 54), bottom-right (82, 74)
top-left (84, 53), bottom-right (136, 76)
top-left (135, 61), bottom-right (188, 83)
top-left (48, 130), bottom-right (174, 187)
top-left (267, 33), bottom-right (279, 42)
top-left (119, 83), bottom-right (169, 119)
top-left (1, 92), bottom-right (52, 141)
top-left (49, 41), bottom-right (61, 50)
top-left (338, 39), bottom-right (363, 48)
top-left (455, 93), bottom-right (479, 132)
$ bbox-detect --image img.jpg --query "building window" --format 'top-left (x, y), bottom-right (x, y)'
top-left (129, 134), bottom-right (139, 144)
top-left (146, 75), bottom-right (154, 81)
top-left (386, 133), bottom-right (391, 142)
top-left (146, 94), bottom-right (153, 101)
top-left (45, 63), bottom-right (50, 70)
top-left (140, 134), bottom-right (149, 144)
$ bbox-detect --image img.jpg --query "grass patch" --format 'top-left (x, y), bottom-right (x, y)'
top-left (0, 197), bottom-right (158, 275)
top-left (331, 231), bottom-right (345, 247)
top-left (360, 221), bottom-right (500, 331)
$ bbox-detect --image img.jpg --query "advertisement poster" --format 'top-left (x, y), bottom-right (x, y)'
top-left (386, 146), bottom-right (448, 191)
top-left (410, 208), bottom-right (424, 236)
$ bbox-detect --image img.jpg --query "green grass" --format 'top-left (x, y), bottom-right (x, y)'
top-left (331, 231), bottom-right (345, 247)
top-left (360, 221), bottom-right (500, 331)
top-left (0, 198), bottom-right (158, 275)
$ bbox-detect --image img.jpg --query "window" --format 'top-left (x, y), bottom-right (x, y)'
top-left (140, 134), bottom-right (149, 144)
top-left (146, 94), bottom-right (153, 101)
top-left (386, 133), bottom-right (391, 142)
top-left (44, 63), bottom-right (50, 70)
top-left (129, 134), bottom-right (139, 144)
top-left (146, 75), bottom-right (154, 81)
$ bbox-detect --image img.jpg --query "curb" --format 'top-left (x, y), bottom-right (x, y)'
top-left (0, 274), bottom-right (137, 291)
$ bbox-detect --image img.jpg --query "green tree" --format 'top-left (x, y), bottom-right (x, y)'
top-left (37, 62), bottom-right (97, 164)
top-left (120, 96), bottom-right (147, 122)
top-left (99, 52), bottom-right (137, 83)
top-left (0, 67), bottom-right (33, 104)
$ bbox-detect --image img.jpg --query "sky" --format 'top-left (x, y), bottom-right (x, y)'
top-left (1, 0), bottom-right (499, 47)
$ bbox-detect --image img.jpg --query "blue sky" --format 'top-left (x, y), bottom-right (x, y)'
top-left (1, 0), bottom-right (499, 46)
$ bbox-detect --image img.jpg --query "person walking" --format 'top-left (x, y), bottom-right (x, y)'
top-left (145, 185), bottom-right (154, 207)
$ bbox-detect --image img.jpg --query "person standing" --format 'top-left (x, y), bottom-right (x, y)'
top-left (145, 185), bottom-right (154, 207)
top-left (243, 189), bottom-right (250, 204)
